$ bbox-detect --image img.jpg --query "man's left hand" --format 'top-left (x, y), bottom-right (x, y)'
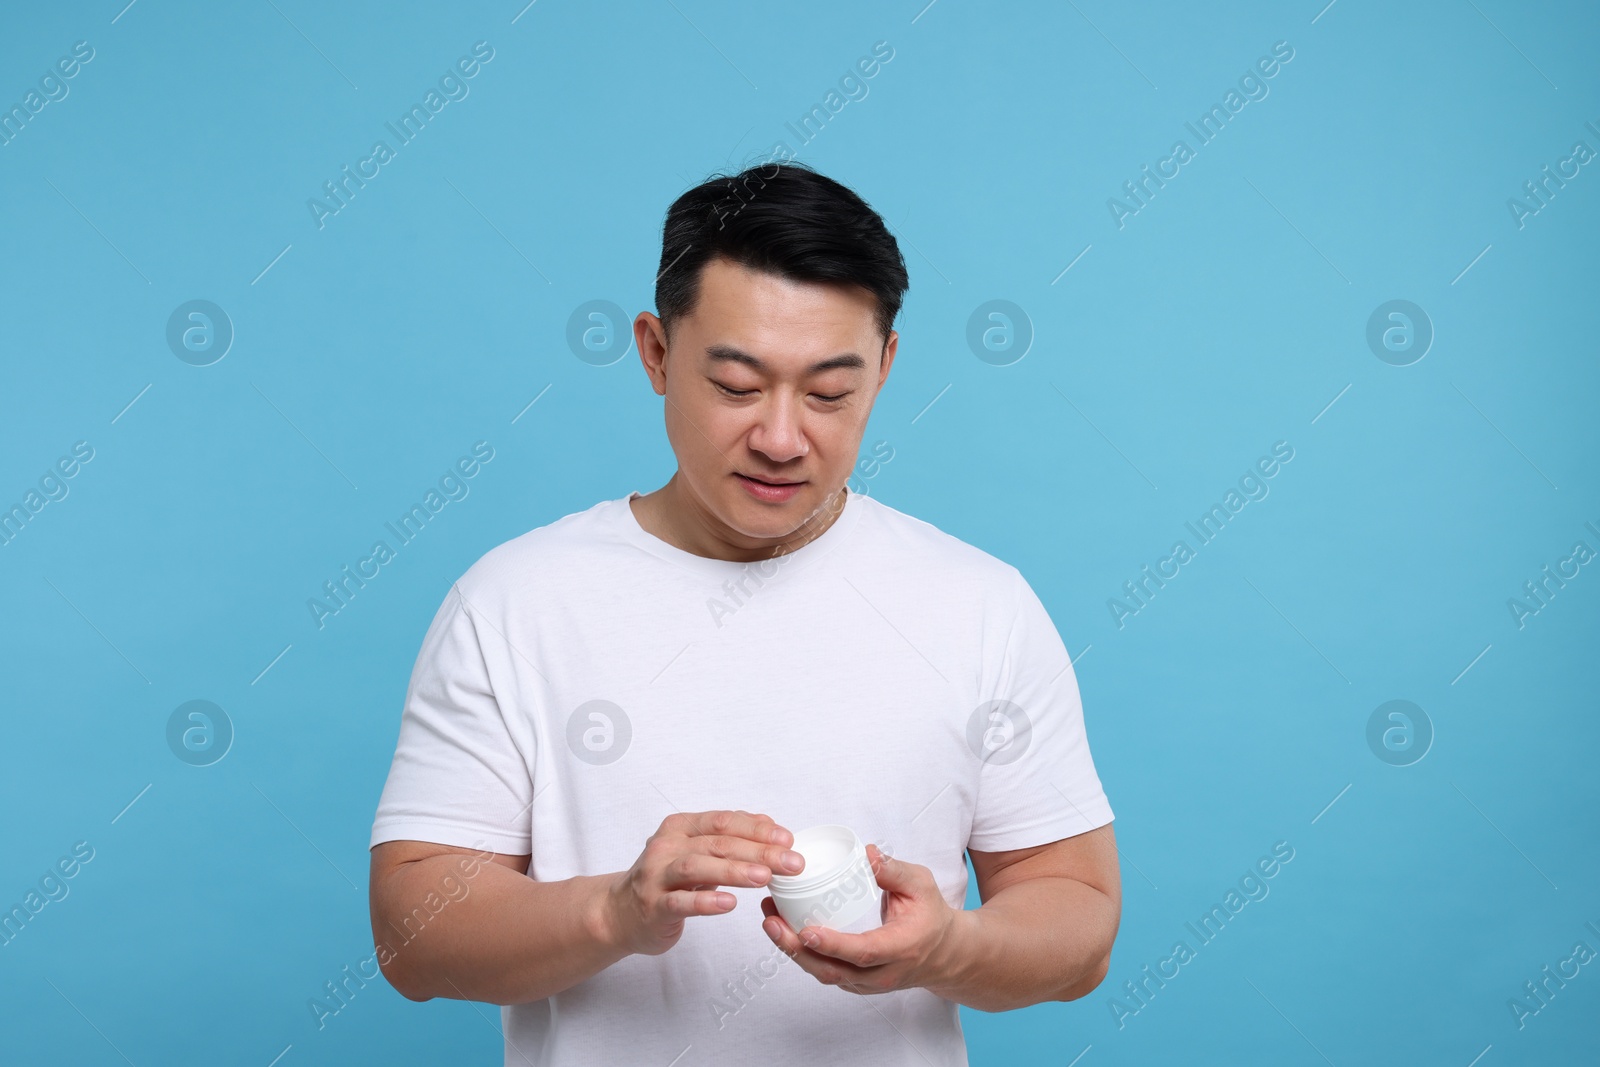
top-left (760, 843), bottom-right (970, 996)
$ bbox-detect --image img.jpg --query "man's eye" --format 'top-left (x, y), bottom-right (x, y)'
top-left (713, 381), bottom-right (847, 403)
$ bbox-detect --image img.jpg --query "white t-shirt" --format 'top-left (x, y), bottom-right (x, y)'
top-left (371, 488), bottom-right (1114, 1067)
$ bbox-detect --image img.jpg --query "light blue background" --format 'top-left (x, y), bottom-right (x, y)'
top-left (2, 1), bottom-right (1597, 1064)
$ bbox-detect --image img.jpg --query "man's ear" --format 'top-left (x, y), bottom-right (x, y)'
top-left (877, 329), bottom-right (898, 389)
top-left (635, 312), bottom-right (669, 396)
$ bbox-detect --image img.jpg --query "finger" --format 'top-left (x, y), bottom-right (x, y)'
top-left (762, 911), bottom-right (817, 965)
top-left (790, 923), bottom-right (894, 968)
top-left (668, 825), bottom-right (806, 876)
top-left (684, 834), bottom-right (805, 879)
top-left (660, 888), bottom-right (739, 919)
top-left (670, 809), bottom-right (793, 849)
top-left (761, 913), bottom-right (872, 989)
top-left (659, 852), bottom-right (781, 891)
top-left (866, 845), bottom-right (922, 893)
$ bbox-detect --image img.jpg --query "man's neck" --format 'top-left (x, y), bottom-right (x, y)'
top-left (630, 475), bottom-right (847, 563)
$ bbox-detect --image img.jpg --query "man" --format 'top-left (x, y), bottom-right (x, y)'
top-left (369, 161), bottom-right (1119, 1065)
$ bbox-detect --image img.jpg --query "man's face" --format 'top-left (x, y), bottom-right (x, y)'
top-left (635, 256), bottom-right (897, 551)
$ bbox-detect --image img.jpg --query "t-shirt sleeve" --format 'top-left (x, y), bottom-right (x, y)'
top-left (369, 583), bottom-right (535, 855)
top-left (966, 567), bottom-right (1114, 853)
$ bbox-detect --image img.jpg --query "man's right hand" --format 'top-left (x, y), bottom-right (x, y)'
top-left (604, 809), bottom-right (805, 956)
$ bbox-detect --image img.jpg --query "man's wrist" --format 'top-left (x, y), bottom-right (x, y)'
top-left (585, 872), bottom-right (627, 955)
top-left (922, 906), bottom-right (984, 1002)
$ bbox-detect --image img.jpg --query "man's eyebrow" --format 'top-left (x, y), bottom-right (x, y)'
top-left (705, 344), bottom-right (866, 375)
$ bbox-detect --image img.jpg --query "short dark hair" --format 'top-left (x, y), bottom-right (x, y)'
top-left (654, 161), bottom-right (909, 345)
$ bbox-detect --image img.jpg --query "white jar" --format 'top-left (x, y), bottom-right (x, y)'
top-left (767, 824), bottom-right (884, 935)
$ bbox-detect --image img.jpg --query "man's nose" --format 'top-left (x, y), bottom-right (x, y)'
top-left (748, 394), bottom-right (810, 462)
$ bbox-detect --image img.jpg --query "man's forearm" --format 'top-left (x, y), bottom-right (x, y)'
top-left (374, 855), bottom-right (624, 1004)
top-left (924, 877), bottom-right (1117, 1012)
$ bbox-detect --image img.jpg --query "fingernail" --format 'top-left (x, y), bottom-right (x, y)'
top-left (747, 864), bottom-right (769, 884)
top-left (782, 850), bottom-right (804, 872)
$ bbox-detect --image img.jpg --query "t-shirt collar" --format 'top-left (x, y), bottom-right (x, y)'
top-left (614, 485), bottom-right (862, 577)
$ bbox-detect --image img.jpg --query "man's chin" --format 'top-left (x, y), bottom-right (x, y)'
top-left (723, 485), bottom-right (828, 542)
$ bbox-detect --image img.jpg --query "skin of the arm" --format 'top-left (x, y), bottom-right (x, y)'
top-left (955, 822), bottom-right (1122, 1009)
top-left (369, 840), bottom-right (620, 1004)
top-left (370, 810), bottom-right (804, 1004)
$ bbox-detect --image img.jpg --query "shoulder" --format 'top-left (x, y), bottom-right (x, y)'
top-left (453, 496), bottom-right (623, 606)
top-left (853, 493), bottom-right (1024, 591)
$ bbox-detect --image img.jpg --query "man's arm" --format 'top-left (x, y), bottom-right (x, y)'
top-left (370, 811), bottom-right (805, 1004)
top-left (369, 840), bottom-right (626, 1004)
top-left (944, 821), bottom-right (1121, 1011)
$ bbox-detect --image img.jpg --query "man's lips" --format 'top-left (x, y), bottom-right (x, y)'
top-left (739, 474), bottom-right (803, 486)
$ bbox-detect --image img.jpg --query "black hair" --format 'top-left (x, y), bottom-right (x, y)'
top-left (654, 160), bottom-right (909, 345)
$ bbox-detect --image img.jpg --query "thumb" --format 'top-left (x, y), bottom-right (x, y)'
top-left (867, 844), bottom-right (915, 891)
